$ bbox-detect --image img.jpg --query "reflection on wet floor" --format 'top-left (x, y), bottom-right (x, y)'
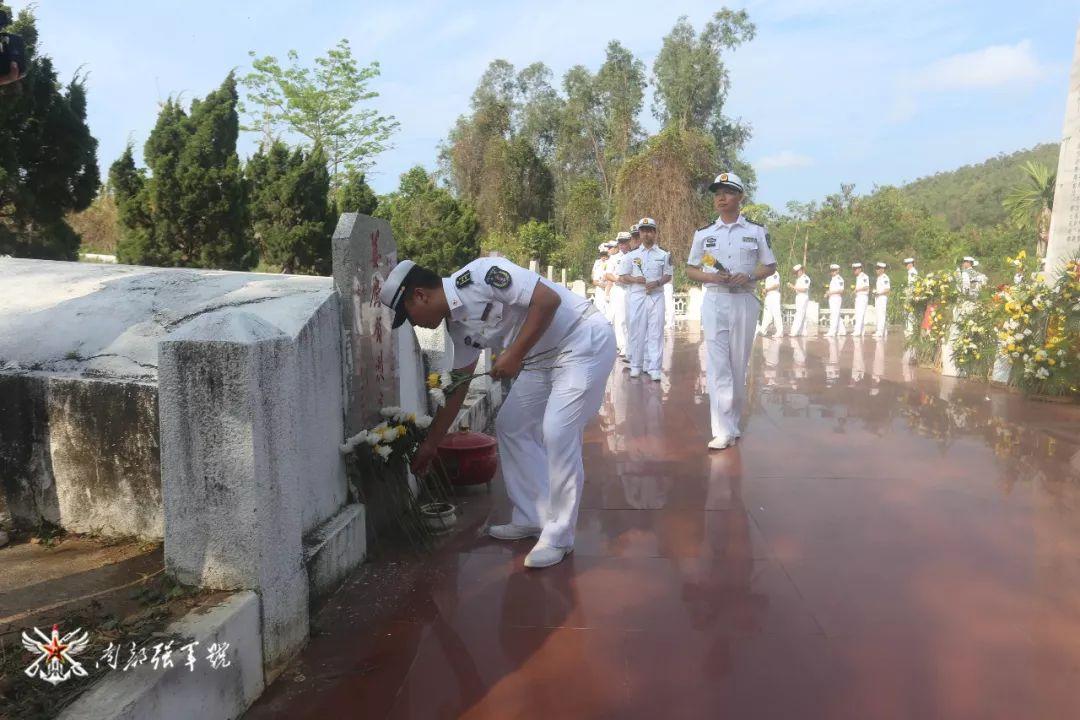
top-left (248, 323), bottom-right (1080, 720)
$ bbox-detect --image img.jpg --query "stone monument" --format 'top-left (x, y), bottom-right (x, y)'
top-left (1047, 25), bottom-right (1080, 275)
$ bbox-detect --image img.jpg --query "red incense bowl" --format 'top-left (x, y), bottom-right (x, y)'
top-left (436, 430), bottom-right (498, 486)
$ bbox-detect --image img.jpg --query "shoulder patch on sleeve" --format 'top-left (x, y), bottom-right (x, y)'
top-left (455, 270), bottom-right (473, 289)
top-left (745, 218), bottom-right (765, 228)
top-left (484, 265), bottom-right (512, 290)
top-left (696, 222), bottom-right (714, 232)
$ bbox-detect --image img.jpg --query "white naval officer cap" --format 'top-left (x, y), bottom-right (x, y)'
top-left (597, 243), bottom-right (609, 252)
top-left (792, 264), bottom-right (803, 272)
top-left (616, 231), bottom-right (632, 243)
top-left (379, 259), bottom-right (419, 330)
top-left (851, 262), bottom-right (863, 269)
top-left (876, 262), bottom-right (887, 269)
top-left (708, 171), bottom-right (745, 193)
top-left (903, 257), bottom-right (915, 264)
top-left (630, 224), bottom-right (640, 235)
top-left (829, 264), bottom-right (841, 270)
top-left (637, 217), bottom-right (658, 229)
top-left (962, 256), bottom-right (975, 263)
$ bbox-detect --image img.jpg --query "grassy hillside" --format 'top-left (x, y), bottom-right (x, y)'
top-left (899, 142), bottom-right (1059, 231)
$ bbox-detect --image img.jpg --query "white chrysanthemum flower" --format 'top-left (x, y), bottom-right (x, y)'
top-left (415, 414), bottom-right (433, 429)
top-left (374, 445), bottom-right (393, 461)
top-left (429, 388), bottom-right (446, 407)
top-left (1036, 367), bottom-right (1050, 379)
top-left (364, 431), bottom-right (381, 446)
top-left (380, 406), bottom-right (402, 419)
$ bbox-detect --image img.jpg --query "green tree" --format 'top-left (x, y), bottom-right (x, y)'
top-left (377, 166), bottom-right (481, 276)
top-left (0, 3), bottom-right (98, 259)
top-left (115, 75), bottom-right (252, 269)
top-left (240, 39), bottom-right (399, 187)
top-left (247, 141), bottom-right (333, 275)
top-left (333, 169), bottom-right (378, 216)
top-left (517, 219), bottom-right (564, 267)
top-left (1003, 160), bottom-right (1055, 257)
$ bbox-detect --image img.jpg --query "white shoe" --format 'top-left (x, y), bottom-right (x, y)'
top-left (707, 436), bottom-right (735, 450)
top-left (650, 372), bottom-right (661, 382)
top-left (488, 523), bottom-right (541, 541)
top-left (630, 369), bottom-right (641, 378)
top-left (524, 542), bottom-right (572, 568)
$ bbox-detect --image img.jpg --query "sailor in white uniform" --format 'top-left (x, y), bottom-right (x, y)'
top-left (903, 257), bottom-right (918, 336)
top-left (825, 264), bottom-right (845, 337)
top-left (759, 270), bottom-right (784, 337)
top-left (605, 233), bottom-right (631, 357)
top-left (788, 264), bottom-right (811, 336)
top-left (873, 262), bottom-right (891, 338)
top-left (590, 244), bottom-right (609, 315)
top-left (685, 172), bottom-right (777, 450)
top-left (851, 262), bottom-right (870, 336)
top-left (379, 257), bottom-right (616, 568)
top-left (619, 217), bottom-right (672, 381)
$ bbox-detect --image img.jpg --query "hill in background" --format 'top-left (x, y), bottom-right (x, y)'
top-left (898, 142), bottom-right (1059, 231)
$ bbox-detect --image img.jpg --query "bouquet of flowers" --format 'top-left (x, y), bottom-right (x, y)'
top-left (904, 270), bottom-right (960, 366)
top-left (425, 347), bottom-right (569, 408)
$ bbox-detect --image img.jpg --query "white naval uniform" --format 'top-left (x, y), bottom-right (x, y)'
top-left (852, 272), bottom-right (870, 336)
top-left (445, 258), bottom-right (617, 549)
top-left (826, 275), bottom-right (845, 336)
top-left (604, 252), bottom-right (628, 354)
top-left (790, 274), bottom-right (811, 336)
top-left (687, 215), bottom-right (777, 442)
top-left (590, 258), bottom-right (608, 315)
top-left (904, 267), bottom-right (918, 336)
top-left (620, 244), bottom-right (672, 375)
top-left (760, 271), bottom-right (783, 336)
top-left (664, 282), bottom-right (675, 330)
top-left (873, 273), bottom-right (891, 338)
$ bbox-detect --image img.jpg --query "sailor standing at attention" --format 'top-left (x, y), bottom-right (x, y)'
top-left (872, 262), bottom-right (891, 338)
top-left (759, 269), bottom-right (784, 337)
top-left (379, 257), bottom-right (616, 568)
top-left (686, 172), bottom-right (777, 451)
top-left (825, 264), bottom-right (845, 337)
top-left (851, 262), bottom-right (870, 336)
top-left (619, 217), bottom-right (672, 381)
top-left (605, 233), bottom-right (631, 358)
top-left (590, 244), bottom-right (609, 315)
top-left (903, 257), bottom-right (918, 337)
top-left (788, 264), bottom-right (810, 336)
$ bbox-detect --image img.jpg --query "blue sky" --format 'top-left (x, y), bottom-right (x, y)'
top-left (19, 0), bottom-right (1079, 211)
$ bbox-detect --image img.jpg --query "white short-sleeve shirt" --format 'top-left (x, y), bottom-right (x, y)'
top-left (795, 274), bottom-right (811, 293)
top-left (591, 259), bottom-right (606, 284)
top-left (828, 275), bottom-right (845, 294)
top-left (854, 272), bottom-right (870, 294)
top-left (875, 274), bottom-right (891, 294)
top-left (764, 271), bottom-right (781, 294)
top-left (443, 257), bottom-right (591, 370)
top-left (687, 215), bottom-right (777, 280)
top-left (907, 267), bottom-right (918, 283)
top-left (622, 244), bottom-right (672, 293)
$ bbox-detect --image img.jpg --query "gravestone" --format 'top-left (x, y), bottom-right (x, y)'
top-left (1047, 25), bottom-right (1080, 275)
top-left (332, 214), bottom-right (399, 433)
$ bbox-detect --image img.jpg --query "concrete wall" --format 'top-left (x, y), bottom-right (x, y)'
top-left (0, 374), bottom-right (161, 536)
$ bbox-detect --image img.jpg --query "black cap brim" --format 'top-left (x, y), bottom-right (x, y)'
top-left (709, 181), bottom-right (744, 193)
top-left (390, 304), bottom-right (408, 329)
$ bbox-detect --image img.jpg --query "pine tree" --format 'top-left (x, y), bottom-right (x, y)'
top-left (333, 169), bottom-right (378, 216)
top-left (247, 141), bottom-right (333, 275)
top-left (0, 4), bottom-right (99, 259)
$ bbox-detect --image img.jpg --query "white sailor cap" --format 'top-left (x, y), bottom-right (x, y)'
top-left (829, 264), bottom-right (841, 270)
top-left (851, 262), bottom-right (863, 269)
top-left (630, 224), bottom-right (640, 235)
top-left (604, 239), bottom-right (617, 248)
top-left (876, 262), bottom-right (887, 269)
top-left (708, 171), bottom-right (745, 193)
top-left (637, 217), bottom-right (657, 229)
top-left (597, 243), bottom-right (609, 253)
top-left (616, 231), bottom-right (632, 243)
top-left (903, 257), bottom-right (915, 265)
top-left (379, 260), bottom-right (419, 329)
top-left (792, 264), bottom-right (803, 272)
top-left (962, 256), bottom-right (975, 263)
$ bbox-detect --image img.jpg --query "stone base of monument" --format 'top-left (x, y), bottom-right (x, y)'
top-left (57, 592), bottom-right (264, 720)
top-left (303, 503), bottom-right (366, 604)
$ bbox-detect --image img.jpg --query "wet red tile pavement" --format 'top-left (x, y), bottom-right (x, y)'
top-left (246, 325), bottom-right (1080, 719)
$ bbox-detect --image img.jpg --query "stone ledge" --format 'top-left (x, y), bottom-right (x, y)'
top-left (58, 591), bottom-right (264, 720)
top-left (303, 503), bottom-right (366, 605)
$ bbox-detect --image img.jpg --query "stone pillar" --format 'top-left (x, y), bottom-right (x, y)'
top-left (571, 280), bottom-right (587, 297)
top-left (1047, 25), bottom-right (1080, 276)
top-left (332, 214), bottom-right (398, 433)
top-left (561, 268), bottom-right (567, 285)
top-left (159, 313), bottom-right (308, 680)
top-left (529, 259), bottom-right (539, 274)
top-left (807, 301), bottom-right (821, 336)
top-left (547, 265), bottom-right (554, 280)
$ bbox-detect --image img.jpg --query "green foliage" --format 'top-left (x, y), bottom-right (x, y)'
top-left (517, 220), bottom-right (565, 267)
top-left (900, 143), bottom-right (1059, 231)
top-left (247, 141), bottom-right (333, 275)
top-left (0, 3), bottom-right (99, 260)
top-left (333, 168), bottom-right (378, 216)
top-left (376, 166), bottom-right (480, 276)
top-left (114, 75), bottom-right (252, 270)
top-left (240, 39), bottom-right (399, 186)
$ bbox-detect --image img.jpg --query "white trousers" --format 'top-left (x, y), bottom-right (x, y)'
top-left (593, 286), bottom-right (607, 315)
top-left (627, 289), bottom-right (665, 374)
top-left (607, 286), bottom-right (627, 354)
top-left (826, 295), bottom-right (843, 336)
top-left (874, 295), bottom-right (888, 337)
top-left (664, 283), bottom-right (675, 329)
top-left (760, 291), bottom-right (783, 336)
top-left (853, 294), bottom-right (869, 336)
top-left (701, 291), bottom-right (759, 440)
top-left (495, 315), bottom-right (617, 548)
top-left (791, 294), bottom-right (809, 336)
